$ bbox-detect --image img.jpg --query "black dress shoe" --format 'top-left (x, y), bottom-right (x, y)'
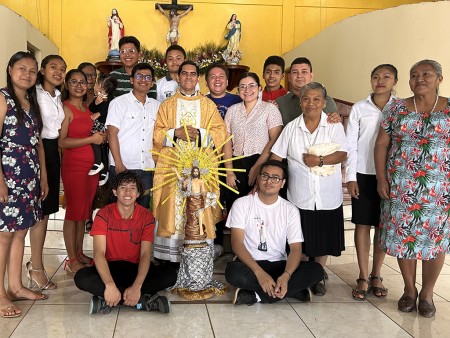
top-left (418, 299), bottom-right (436, 318)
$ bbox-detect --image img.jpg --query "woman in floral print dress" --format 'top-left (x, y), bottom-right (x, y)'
top-left (375, 59), bottom-right (449, 318)
top-left (0, 52), bottom-right (48, 319)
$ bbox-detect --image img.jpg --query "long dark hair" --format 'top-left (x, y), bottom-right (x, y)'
top-left (37, 54), bottom-right (67, 91)
top-left (5, 51), bottom-right (42, 129)
top-left (61, 69), bottom-right (88, 102)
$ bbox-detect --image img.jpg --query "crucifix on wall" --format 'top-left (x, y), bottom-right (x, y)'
top-left (156, 1), bottom-right (193, 45)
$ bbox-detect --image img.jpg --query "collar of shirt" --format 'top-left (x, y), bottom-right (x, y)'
top-left (130, 91), bottom-right (152, 105)
top-left (112, 203), bottom-right (137, 220)
top-left (36, 83), bottom-right (61, 98)
top-left (365, 94), bottom-right (396, 110)
top-left (165, 73), bottom-right (173, 81)
top-left (298, 112), bottom-right (328, 133)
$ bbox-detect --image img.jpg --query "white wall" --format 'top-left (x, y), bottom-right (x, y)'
top-left (283, 1), bottom-right (450, 102)
top-left (0, 5), bottom-right (58, 86)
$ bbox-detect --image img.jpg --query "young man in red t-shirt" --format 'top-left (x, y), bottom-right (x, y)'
top-left (74, 171), bottom-right (177, 314)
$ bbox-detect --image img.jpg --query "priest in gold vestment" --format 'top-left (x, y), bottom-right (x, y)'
top-left (153, 61), bottom-right (226, 262)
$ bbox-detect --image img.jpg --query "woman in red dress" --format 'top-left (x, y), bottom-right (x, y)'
top-left (59, 69), bottom-right (106, 273)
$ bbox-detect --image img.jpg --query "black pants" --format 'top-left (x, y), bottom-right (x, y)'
top-left (74, 261), bottom-right (177, 298)
top-left (225, 259), bottom-right (324, 303)
top-left (225, 154), bottom-right (260, 210)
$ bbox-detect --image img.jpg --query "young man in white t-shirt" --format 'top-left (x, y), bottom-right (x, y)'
top-left (225, 160), bottom-right (324, 305)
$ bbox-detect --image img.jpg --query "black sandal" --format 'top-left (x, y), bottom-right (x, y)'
top-left (352, 278), bottom-right (369, 301)
top-left (369, 275), bottom-right (388, 297)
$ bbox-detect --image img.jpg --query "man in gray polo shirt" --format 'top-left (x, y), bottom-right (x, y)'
top-left (276, 57), bottom-right (337, 126)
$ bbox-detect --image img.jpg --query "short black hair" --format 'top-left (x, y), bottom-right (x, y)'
top-left (263, 56), bottom-right (285, 73)
top-left (178, 60), bottom-right (199, 76)
top-left (259, 160), bottom-right (288, 180)
top-left (205, 63), bottom-right (229, 80)
top-left (112, 170), bottom-right (144, 195)
top-left (165, 44), bottom-right (187, 59)
top-left (119, 36), bottom-right (141, 51)
top-left (291, 57), bottom-right (312, 72)
top-left (131, 62), bottom-right (154, 78)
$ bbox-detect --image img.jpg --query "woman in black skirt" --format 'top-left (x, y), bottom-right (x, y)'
top-left (271, 82), bottom-right (347, 296)
top-left (28, 55), bottom-right (67, 290)
top-left (346, 64), bottom-right (397, 300)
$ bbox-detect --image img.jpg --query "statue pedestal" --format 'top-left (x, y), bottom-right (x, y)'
top-left (225, 65), bottom-right (250, 91)
top-left (95, 61), bottom-right (122, 75)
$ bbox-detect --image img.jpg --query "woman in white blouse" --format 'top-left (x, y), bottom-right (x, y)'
top-left (271, 82), bottom-right (347, 296)
top-left (28, 55), bottom-right (67, 290)
top-left (224, 72), bottom-right (283, 208)
top-left (346, 64), bottom-right (397, 300)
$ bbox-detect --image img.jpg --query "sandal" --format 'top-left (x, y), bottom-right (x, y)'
top-left (352, 278), bottom-right (369, 301)
top-left (6, 287), bottom-right (48, 301)
top-left (26, 261), bottom-right (57, 291)
top-left (64, 258), bottom-right (85, 274)
top-left (77, 252), bottom-right (94, 267)
top-left (369, 275), bottom-right (388, 297)
top-left (0, 294), bottom-right (21, 318)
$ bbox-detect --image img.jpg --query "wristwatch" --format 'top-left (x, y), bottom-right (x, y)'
top-left (319, 155), bottom-right (324, 167)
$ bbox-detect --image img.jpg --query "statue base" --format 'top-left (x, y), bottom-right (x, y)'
top-left (107, 50), bottom-right (121, 62)
top-left (168, 241), bottom-right (227, 300)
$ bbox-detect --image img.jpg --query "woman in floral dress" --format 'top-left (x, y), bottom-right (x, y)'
top-left (0, 52), bottom-right (48, 319)
top-left (375, 59), bottom-right (450, 318)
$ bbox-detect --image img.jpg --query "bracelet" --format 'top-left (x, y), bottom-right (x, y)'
top-left (319, 155), bottom-right (324, 167)
top-left (284, 270), bottom-right (292, 279)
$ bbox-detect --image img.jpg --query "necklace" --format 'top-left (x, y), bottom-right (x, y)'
top-left (413, 95), bottom-right (439, 114)
top-left (371, 94), bottom-right (388, 111)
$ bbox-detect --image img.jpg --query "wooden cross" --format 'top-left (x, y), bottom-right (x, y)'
top-left (155, 0), bottom-right (193, 11)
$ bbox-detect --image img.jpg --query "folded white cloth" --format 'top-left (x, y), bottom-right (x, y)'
top-left (308, 143), bottom-right (341, 176)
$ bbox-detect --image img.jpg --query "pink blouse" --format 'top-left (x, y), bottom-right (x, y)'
top-left (225, 98), bottom-right (283, 156)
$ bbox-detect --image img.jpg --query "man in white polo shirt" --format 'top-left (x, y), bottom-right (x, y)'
top-left (225, 160), bottom-right (324, 305)
top-left (106, 63), bottom-right (160, 208)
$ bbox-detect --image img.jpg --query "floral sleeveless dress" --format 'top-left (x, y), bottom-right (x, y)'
top-left (0, 88), bottom-right (42, 232)
top-left (379, 98), bottom-right (450, 260)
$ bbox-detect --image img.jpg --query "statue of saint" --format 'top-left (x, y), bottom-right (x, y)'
top-left (168, 165), bottom-right (227, 300)
top-left (223, 14), bottom-right (242, 64)
top-left (107, 8), bottom-right (124, 51)
top-left (157, 4), bottom-right (192, 45)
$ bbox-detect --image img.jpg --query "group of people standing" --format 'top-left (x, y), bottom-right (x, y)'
top-left (0, 34), bottom-right (448, 319)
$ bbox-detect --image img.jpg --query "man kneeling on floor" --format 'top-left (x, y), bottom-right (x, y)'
top-left (75, 171), bottom-right (177, 314)
top-left (225, 160), bottom-right (324, 305)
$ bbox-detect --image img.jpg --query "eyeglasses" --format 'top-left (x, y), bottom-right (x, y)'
top-left (120, 48), bottom-right (137, 54)
top-left (238, 83), bottom-right (258, 91)
top-left (84, 72), bottom-right (97, 79)
top-left (68, 79), bottom-right (87, 87)
top-left (260, 173), bottom-right (283, 183)
top-left (134, 74), bottom-right (153, 82)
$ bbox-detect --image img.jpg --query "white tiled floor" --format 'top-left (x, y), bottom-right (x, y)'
top-left (3, 209), bottom-right (450, 338)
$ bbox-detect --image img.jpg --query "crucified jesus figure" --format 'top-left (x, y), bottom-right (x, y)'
top-left (157, 4), bottom-right (192, 45)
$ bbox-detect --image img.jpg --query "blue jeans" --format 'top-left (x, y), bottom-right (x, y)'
top-left (109, 166), bottom-right (153, 209)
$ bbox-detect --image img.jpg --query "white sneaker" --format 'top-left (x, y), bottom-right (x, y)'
top-left (88, 163), bottom-right (104, 176)
top-left (98, 172), bottom-right (109, 186)
top-left (213, 244), bottom-right (224, 260)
